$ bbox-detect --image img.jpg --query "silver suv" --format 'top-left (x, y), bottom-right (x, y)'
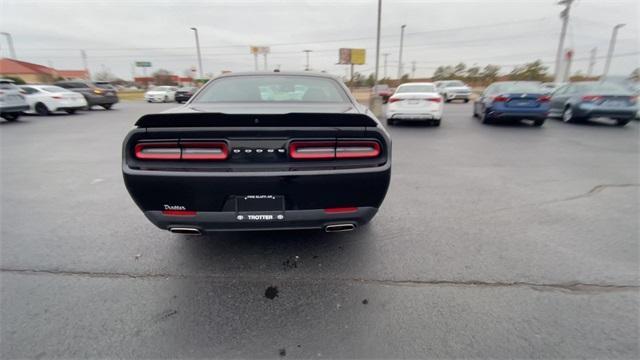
top-left (0, 79), bottom-right (29, 121)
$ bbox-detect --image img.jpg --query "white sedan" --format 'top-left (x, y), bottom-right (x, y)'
top-left (144, 86), bottom-right (178, 103)
top-left (19, 85), bottom-right (88, 115)
top-left (386, 82), bottom-right (444, 126)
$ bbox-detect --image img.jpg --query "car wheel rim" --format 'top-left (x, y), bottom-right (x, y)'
top-left (563, 108), bottom-right (572, 122)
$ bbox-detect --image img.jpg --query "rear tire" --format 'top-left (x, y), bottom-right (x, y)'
top-left (386, 118), bottom-right (395, 126)
top-left (480, 110), bottom-right (493, 124)
top-left (35, 102), bottom-right (50, 116)
top-left (615, 119), bottom-right (630, 127)
top-left (65, 109), bottom-right (77, 114)
top-left (533, 119), bottom-right (545, 127)
top-left (463, 99), bottom-right (469, 103)
top-left (562, 106), bottom-right (578, 123)
top-left (432, 119), bottom-right (441, 127)
top-left (102, 104), bottom-right (113, 110)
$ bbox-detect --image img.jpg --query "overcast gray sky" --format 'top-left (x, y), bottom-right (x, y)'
top-left (1, 0), bottom-right (638, 79)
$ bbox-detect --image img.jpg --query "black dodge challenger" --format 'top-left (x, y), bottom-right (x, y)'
top-left (122, 72), bottom-right (391, 234)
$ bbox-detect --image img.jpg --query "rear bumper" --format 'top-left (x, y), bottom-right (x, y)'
top-left (445, 93), bottom-right (470, 100)
top-left (575, 105), bottom-right (636, 120)
top-left (175, 94), bottom-right (192, 102)
top-left (0, 104), bottom-right (30, 113)
top-left (488, 107), bottom-right (548, 120)
top-left (87, 95), bottom-right (119, 105)
top-left (144, 207), bottom-right (378, 232)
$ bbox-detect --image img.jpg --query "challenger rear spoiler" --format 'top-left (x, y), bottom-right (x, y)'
top-left (135, 112), bottom-right (378, 128)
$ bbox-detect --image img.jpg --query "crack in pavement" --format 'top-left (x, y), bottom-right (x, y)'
top-left (490, 183), bottom-right (639, 213)
top-left (1, 268), bottom-right (637, 294)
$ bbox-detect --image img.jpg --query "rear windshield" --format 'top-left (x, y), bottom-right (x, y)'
top-left (0, 82), bottom-right (18, 90)
top-left (396, 84), bottom-right (437, 93)
top-left (497, 82), bottom-right (543, 93)
top-left (40, 86), bottom-right (68, 93)
top-left (574, 82), bottom-right (631, 94)
top-left (444, 81), bottom-right (465, 87)
top-left (194, 76), bottom-right (349, 103)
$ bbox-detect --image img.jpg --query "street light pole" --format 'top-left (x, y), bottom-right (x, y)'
top-left (553, 0), bottom-right (574, 83)
top-left (373, 0), bottom-right (382, 85)
top-left (397, 24), bottom-right (406, 80)
top-left (0, 32), bottom-right (16, 59)
top-left (303, 49), bottom-right (312, 71)
top-left (383, 53), bottom-right (389, 79)
top-left (602, 24), bottom-right (625, 77)
top-left (190, 27), bottom-right (203, 79)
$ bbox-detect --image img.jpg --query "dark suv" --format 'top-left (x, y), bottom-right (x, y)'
top-left (54, 81), bottom-right (119, 110)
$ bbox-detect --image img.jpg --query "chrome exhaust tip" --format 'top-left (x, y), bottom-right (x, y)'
top-left (324, 223), bottom-right (356, 233)
top-left (169, 227), bottom-right (202, 235)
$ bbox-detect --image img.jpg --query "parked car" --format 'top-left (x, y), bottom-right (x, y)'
top-left (175, 86), bottom-right (197, 103)
top-left (19, 85), bottom-right (88, 115)
top-left (54, 80), bottom-right (118, 110)
top-left (122, 72), bottom-right (391, 234)
top-left (549, 81), bottom-right (637, 126)
top-left (372, 84), bottom-right (393, 103)
top-left (472, 81), bottom-right (548, 126)
top-left (144, 86), bottom-right (178, 103)
top-left (435, 80), bottom-right (472, 102)
top-left (386, 82), bottom-right (443, 126)
top-left (0, 79), bottom-right (29, 121)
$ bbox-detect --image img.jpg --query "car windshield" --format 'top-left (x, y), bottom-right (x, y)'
top-left (396, 84), bottom-right (437, 93)
top-left (574, 82), bottom-right (631, 94)
top-left (194, 75), bottom-right (349, 103)
top-left (40, 86), bottom-right (69, 93)
top-left (445, 81), bottom-right (465, 87)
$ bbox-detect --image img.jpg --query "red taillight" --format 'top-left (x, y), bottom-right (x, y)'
top-left (582, 95), bottom-right (602, 102)
top-left (289, 140), bottom-right (382, 160)
top-left (537, 95), bottom-right (551, 102)
top-left (134, 141), bottom-right (228, 160)
top-left (134, 142), bottom-right (181, 160)
top-left (426, 97), bottom-right (442, 102)
top-left (289, 141), bottom-right (336, 159)
top-left (493, 95), bottom-right (509, 102)
top-left (181, 142), bottom-right (228, 160)
top-left (335, 140), bottom-right (381, 159)
top-left (162, 210), bottom-right (197, 216)
top-left (389, 97), bottom-right (403, 103)
top-left (628, 96), bottom-right (637, 105)
top-left (51, 95), bottom-right (63, 99)
top-left (324, 207), bottom-right (358, 214)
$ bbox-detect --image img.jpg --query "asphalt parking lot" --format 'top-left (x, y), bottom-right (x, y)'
top-left (1, 101), bottom-right (638, 358)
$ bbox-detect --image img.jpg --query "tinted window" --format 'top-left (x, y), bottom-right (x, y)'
top-left (194, 76), bottom-right (349, 103)
top-left (502, 82), bottom-right (544, 93)
top-left (396, 84), bottom-right (437, 93)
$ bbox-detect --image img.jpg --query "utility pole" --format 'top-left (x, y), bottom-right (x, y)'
top-left (554, 0), bottom-right (574, 83)
top-left (562, 49), bottom-right (573, 82)
top-left (190, 27), bottom-right (203, 79)
top-left (411, 61), bottom-right (416, 78)
top-left (81, 50), bottom-right (89, 79)
top-left (603, 24), bottom-right (625, 77)
top-left (0, 32), bottom-right (16, 58)
top-left (383, 53), bottom-right (389, 79)
top-left (373, 0), bottom-right (382, 85)
top-left (303, 49), bottom-right (312, 71)
top-left (587, 47), bottom-right (597, 78)
top-left (397, 24), bottom-right (406, 79)
top-left (263, 53), bottom-right (268, 71)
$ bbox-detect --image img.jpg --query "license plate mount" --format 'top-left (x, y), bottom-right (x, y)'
top-left (235, 195), bottom-right (285, 221)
